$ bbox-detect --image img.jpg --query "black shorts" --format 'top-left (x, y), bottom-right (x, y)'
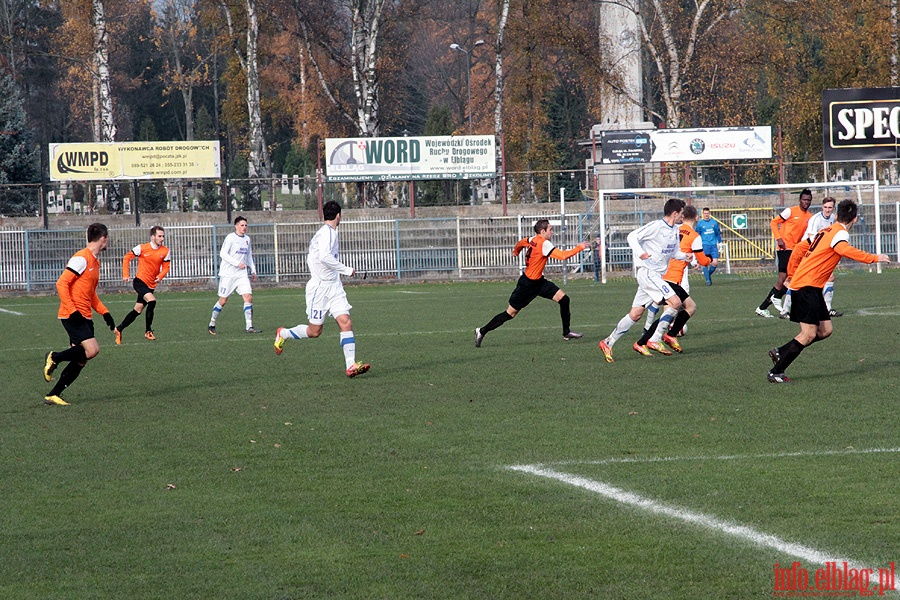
top-left (508, 275), bottom-right (560, 311)
top-left (662, 280), bottom-right (690, 304)
top-left (776, 249), bottom-right (793, 273)
top-left (789, 286), bottom-right (829, 325)
top-left (133, 278), bottom-right (155, 303)
top-left (61, 314), bottom-right (96, 346)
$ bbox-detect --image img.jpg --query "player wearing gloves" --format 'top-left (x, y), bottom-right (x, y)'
top-left (115, 225), bottom-right (171, 343)
top-left (42, 223), bottom-right (116, 406)
top-left (598, 198), bottom-right (689, 363)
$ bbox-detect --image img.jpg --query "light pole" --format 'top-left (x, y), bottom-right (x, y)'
top-left (450, 40), bottom-right (484, 205)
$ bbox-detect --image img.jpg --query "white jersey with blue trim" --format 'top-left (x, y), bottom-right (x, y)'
top-left (307, 223), bottom-right (354, 283)
top-left (218, 232), bottom-right (255, 277)
top-left (803, 211), bottom-right (835, 242)
top-left (627, 218), bottom-right (687, 274)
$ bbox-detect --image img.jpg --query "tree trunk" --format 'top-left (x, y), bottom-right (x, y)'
top-left (92, 0), bottom-right (116, 142)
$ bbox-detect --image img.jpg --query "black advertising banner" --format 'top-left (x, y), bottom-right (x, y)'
top-left (822, 87), bottom-right (900, 161)
top-left (600, 131), bottom-right (655, 164)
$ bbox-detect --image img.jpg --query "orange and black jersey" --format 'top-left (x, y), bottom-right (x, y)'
top-left (57, 247), bottom-right (109, 319)
top-left (771, 205), bottom-right (812, 250)
top-left (790, 223), bottom-right (880, 290)
top-left (514, 236), bottom-right (583, 281)
top-left (664, 223), bottom-right (711, 283)
top-left (123, 242), bottom-right (171, 287)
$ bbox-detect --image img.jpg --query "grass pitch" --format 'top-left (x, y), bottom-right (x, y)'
top-left (1, 269), bottom-right (898, 598)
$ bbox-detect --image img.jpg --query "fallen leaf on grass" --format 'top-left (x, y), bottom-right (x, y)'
top-left (231, 467), bottom-right (242, 472)
top-left (414, 529), bottom-right (425, 536)
top-left (274, 444), bottom-right (281, 448)
top-left (166, 483), bottom-right (176, 490)
top-left (628, 411), bottom-right (638, 416)
top-left (399, 554), bottom-right (410, 559)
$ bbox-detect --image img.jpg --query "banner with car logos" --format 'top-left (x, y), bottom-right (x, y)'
top-left (600, 126), bottom-right (772, 164)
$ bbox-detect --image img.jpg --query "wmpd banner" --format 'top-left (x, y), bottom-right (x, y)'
top-left (49, 141), bottom-right (221, 181)
top-left (600, 126), bottom-right (772, 164)
top-left (822, 87), bottom-right (900, 161)
top-left (325, 135), bottom-right (496, 182)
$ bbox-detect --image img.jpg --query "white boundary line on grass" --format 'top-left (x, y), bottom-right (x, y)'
top-left (0, 307), bottom-right (25, 315)
top-left (509, 448), bottom-right (900, 589)
top-left (551, 446), bottom-right (900, 467)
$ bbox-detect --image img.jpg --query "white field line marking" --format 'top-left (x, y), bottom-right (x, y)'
top-left (551, 446), bottom-right (900, 467)
top-left (508, 464), bottom-right (882, 573)
top-left (0, 307), bottom-right (25, 315)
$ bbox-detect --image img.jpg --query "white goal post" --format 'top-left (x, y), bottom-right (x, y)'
top-left (585, 180), bottom-right (883, 284)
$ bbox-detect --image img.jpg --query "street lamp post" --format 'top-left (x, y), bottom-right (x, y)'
top-left (450, 39), bottom-right (484, 205)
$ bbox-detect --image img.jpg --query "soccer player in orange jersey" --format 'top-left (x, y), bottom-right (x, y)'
top-left (42, 223), bottom-right (116, 406)
top-left (755, 188), bottom-right (812, 318)
top-left (767, 199), bottom-right (889, 383)
top-left (115, 225), bottom-right (171, 343)
top-left (474, 219), bottom-right (590, 347)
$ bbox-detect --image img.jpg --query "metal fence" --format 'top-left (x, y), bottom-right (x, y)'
top-left (2, 202), bottom-right (897, 293)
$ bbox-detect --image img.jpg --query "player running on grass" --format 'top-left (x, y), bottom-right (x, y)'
top-left (42, 223), bottom-right (116, 406)
top-left (633, 204), bottom-right (716, 356)
top-left (273, 201), bottom-right (370, 378)
top-left (474, 219), bottom-right (591, 347)
top-left (598, 198), bottom-right (690, 363)
top-left (767, 199), bottom-right (889, 383)
top-left (779, 197), bottom-right (841, 318)
top-left (115, 225), bottom-right (171, 343)
top-left (755, 188), bottom-right (812, 318)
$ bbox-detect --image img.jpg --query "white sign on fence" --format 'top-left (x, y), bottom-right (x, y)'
top-left (325, 135), bottom-right (496, 182)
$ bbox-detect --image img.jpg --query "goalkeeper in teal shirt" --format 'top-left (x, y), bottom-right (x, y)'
top-left (695, 207), bottom-right (722, 285)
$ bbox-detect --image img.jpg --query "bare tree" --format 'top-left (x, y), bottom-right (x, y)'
top-left (219, 0), bottom-right (270, 181)
top-left (92, 0), bottom-right (116, 141)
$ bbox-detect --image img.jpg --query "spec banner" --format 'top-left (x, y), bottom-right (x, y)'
top-left (600, 127), bottom-right (772, 164)
top-left (49, 141), bottom-right (221, 181)
top-left (822, 87), bottom-right (900, 161)
top-left (325, 135), bottom-right (496, 182)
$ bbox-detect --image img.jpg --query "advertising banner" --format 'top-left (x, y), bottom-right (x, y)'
top-left (600, 126), bottom-right (772, 164)
top-left (325, 135), bottom-right (496, 182)
top-left (49, 141), bottom-right (221, 181)
top-left (822, 87), bottom-right (900, 161)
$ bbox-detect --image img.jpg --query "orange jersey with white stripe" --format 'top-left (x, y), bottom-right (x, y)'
top-left (123, 242), bottom-right (171, 287)
top-left (664, 223), bottom-right (711, 282)
top-left (789, 223), bottom-right (880, 289)
top-left (771, 205), bottom-right (811, 249)
top-left (56, 248), bottom-right (109, 319)
top-left (513, 236), bottom-right (584, 281)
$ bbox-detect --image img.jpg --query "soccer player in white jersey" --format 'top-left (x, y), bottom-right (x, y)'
top-left (779, 197), bottom-right (839, 318)
top-left (273, 201), bottom-right (370, 378)
top-left (208, 215), bottom-right (261, 334)
top-left (598, 198), bottom-right (689, 363)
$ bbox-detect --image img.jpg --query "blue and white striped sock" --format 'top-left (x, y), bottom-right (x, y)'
top-left (340, 331), bottom-right (356, 369)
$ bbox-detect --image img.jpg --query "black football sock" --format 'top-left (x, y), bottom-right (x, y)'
top-left (558, 295), bottom-right (571, 335)
top-left (118, 309), bottom-right (140, 331)
top-left (49, 362), bottom-right (84, 396)
top-left (637, 319), bottom-right (661, 346)
top-left (52, 345), bottom-right (87, 364)
top-left (145, 301), bottom-right (156, 331)
top-left (773, 287), bottom-right (787, 300)
top-left (481, 311), bottom-right (513, 334)
top-left (759, 287), bottom-right (779, 310)
top-left (668, 310), bottom-right (691, 336)
top-left (772, 339), bottom-right (805, 374)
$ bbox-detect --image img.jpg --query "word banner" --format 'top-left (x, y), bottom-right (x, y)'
top-left (823, 87), bottom-right (900, 161)
top-left (325, 136), bottom-right (496, 182)
top-left (50, 141), bottom-right (221, 181)
top-left (600, 127), bottom-right (772, 164)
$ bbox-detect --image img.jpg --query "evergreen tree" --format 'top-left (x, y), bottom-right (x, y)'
top-left (0, 71), bottom-right (39, 215)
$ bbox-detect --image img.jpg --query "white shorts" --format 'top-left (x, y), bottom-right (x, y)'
top-left (631, 267), bottom-right (677, 308)
top-left (218, 273), bottom-right (252, 298)
top-left (305, 280), bottom-right (352, 325)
